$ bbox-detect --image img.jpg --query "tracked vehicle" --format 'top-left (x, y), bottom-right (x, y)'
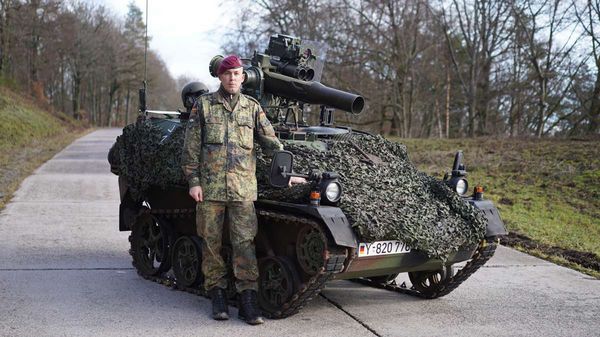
top-left (110, 34), bottom-right (507, 318)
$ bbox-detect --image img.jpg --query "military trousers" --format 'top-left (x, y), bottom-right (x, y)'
top-left (196, 200), bottom-right (259, 292)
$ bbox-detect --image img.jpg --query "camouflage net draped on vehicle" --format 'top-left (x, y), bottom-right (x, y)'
top-left (111, 119), bottom-right (188, 201)
top-left (113, 120), bottom-right (486, 260)
top-left (256, 134), bottom-right (487, 260)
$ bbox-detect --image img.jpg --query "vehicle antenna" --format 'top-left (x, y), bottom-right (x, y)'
top-left (138, 0), bottom-right (149, 116)
top-left (143, 0), bottom-right (148, 89)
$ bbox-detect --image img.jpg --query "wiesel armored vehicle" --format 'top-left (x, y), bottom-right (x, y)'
top-left (109, 34), bottom-right (507, 318)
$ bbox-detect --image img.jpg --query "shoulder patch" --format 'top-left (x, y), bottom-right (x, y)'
top-left (258, 111), bottom-right (271, 127)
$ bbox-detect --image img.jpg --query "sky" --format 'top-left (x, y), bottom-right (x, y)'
top-left (97, 0), bottom-right (235, 91)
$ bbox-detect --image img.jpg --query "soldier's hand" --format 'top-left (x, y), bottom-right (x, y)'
top-left (289, 176), bottom-right (308, 186)
top-left (189, 186), bottom-right (203, 202)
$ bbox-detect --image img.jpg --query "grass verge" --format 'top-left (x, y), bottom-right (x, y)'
top-left (393, 137), bottom-right (600, 278)
top-left (0, 86), bottom-right (90, 210)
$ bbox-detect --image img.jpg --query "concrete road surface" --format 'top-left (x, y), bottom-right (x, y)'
top-left (0, 129), bottom-right (598, 337)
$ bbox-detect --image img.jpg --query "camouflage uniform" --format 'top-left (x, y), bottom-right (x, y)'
top-left (182, 89), bottom-right (282, 292)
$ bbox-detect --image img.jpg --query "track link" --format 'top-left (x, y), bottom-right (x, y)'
top-left (351, 237), bottom-right (498, 298)
top-left (256, 209), bottom-right (347, 318)
top-left (129, 207), bottom-right (347, 319)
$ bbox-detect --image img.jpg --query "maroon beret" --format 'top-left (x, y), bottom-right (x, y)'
top-left (217, 55), bottom-right (243, 75)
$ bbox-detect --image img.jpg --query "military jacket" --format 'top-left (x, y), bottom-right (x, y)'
top-left (182, 91), bottom-right (283, 201)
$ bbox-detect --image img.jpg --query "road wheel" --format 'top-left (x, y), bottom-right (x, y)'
top-left (408, 265), bottom-right (454, 295)
top-left (130, 211), bottom-right (172, 276)
top-left (296, 224), bottom-right (326, 275)
top-left (171, 236), bottom-right (203, 287)
top-left (258, 256), bottom-right (300, 314)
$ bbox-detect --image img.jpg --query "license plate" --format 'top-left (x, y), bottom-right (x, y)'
top-left (358, 240), bottom-right (411, 257)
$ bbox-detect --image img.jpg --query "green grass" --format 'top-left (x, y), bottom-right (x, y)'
top-left (0, 88), bottom-right (83, 147)
top-left (0, 86), bottom-right (89, 209)
top-left (393, 137), bottom-right (600, 269)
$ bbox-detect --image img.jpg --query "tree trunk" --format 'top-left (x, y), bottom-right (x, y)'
top-left (29, 34), bottom-right (39, 85)
top-left (107, 79), bottom-right (118, 127)
top-left (467, 101), bottom-right (476, 137)
top-left (89, 77), bottom-right (96, 125)
top-left (445, 69), bottom-right (450, 138)
top-left (406, 72), bottom-right (415, 138)
top-left (115, 92), bottom-right (121, 126)
top-left (468, 64), bottom-right (477, 137)
top-left (588, 69), bottom-right (600, 134)
top-left (536, 76), bottom-right (547, 137)
top-left (391, 113), bottom-right (402, 137)
top-left (477, 60), bottom-right (491, 135)
top-left (394, 75), bottom-right (404, 137)
top-left (72, 71), bottom-right (81, 120)
top-left (125, 88), bottom-right (131, 125)
top-left (508, 94), bottom-right (516, 137)
top-left (0, 0), bottom-right (11, 76)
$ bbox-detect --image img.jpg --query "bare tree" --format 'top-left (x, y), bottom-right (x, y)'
top-left (121, 1), bottom-right (147, 124)
top-left (439, 0), bottom-right (512, 136)
top-left (0, 0), bottom-right (20, 78)
top-left (512, 0), bottom-right (586, 137)
top-left (574, 0), bottom-right (600, 134)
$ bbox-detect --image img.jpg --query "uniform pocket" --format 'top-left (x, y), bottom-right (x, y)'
top-left (204, 116), bottom-right (224, 144)
top-left (236, 115), bottom-right (254, 150)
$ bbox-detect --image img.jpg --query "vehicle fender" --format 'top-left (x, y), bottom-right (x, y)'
top-left (118, 176), bottom-right (128, 201)
top-left (468, 199), bottom-right (508, 237)
top-left (119, 182), bottom-right (142, 232)
top-left (119, 202), bottom-right (139, 231)
top-left (255, 200), bottom-right (358, 248)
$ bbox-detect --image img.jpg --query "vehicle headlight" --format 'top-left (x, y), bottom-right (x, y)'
top-left (324, 181), bottom-right (342, 203)
top-left (455, 178), bottom-right (468, 195)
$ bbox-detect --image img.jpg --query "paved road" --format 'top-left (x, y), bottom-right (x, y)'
top-left (0, 129), bottom-right (598, 337)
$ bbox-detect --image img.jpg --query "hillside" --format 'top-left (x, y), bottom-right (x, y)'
top-left (398, 137), bottom-right (600, 277)
top-left (0, 86), bottom-right (88, 209)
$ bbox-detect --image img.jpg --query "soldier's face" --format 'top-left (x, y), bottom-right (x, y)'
top-left (219, 67), bottom-right (244, 94)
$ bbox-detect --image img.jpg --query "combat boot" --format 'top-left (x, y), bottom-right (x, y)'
top-left (238, 289), bottom-right (264, 325)
top-left (209, 287), bottom-right (229, 320)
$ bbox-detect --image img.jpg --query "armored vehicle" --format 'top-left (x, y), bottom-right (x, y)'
top-left (109, 34), bottom-right (507, 318)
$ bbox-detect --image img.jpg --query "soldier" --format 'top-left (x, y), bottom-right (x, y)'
top-left (181, 55), bottom-right (281, 325)
top-left (180, 81), bottom-right (209, 120)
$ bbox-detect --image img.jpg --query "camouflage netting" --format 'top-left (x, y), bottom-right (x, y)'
top-left (112, 120), bottom-right (486, 260)
top-left (112, 119), bottom-right (188, 201)
top-left (256, 134), bottom-right (487, 259)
